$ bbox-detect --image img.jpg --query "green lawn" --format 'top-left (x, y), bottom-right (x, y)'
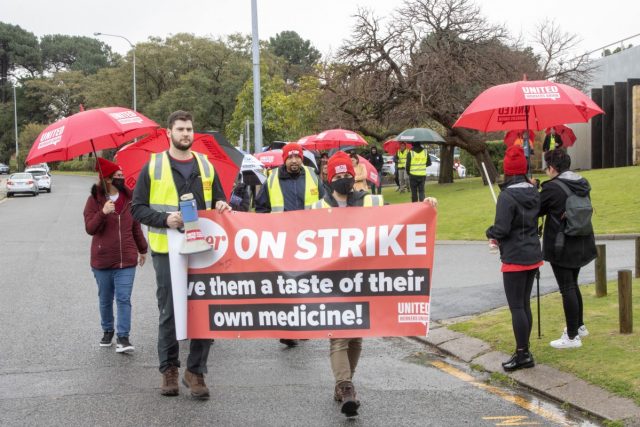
top-left (381, 166), bottom-right (640, 240)
top-left (449, 279), bottom-right (640, 406)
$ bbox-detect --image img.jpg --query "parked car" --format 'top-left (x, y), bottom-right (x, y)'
top-left (24, 167), bottom-right (52, 192)
top-left (0, 163), bottom-right (9, 174)
top-left (382, 155), bottom-right (395, 176)
top-left (6, 172), bottom-right (39, 197)
top-left (426, 154), bottom-right (440, 177)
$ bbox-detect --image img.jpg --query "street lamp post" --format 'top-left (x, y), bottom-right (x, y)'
top-left (13, 84), bottom-right (19, 171)
top-left (94, 32), bottom-right (136, 112)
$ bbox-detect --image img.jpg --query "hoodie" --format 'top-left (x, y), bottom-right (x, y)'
top-left (486, 176), bottom-right (542, 265)
top-left (539, 171), bottom-right (596, 268)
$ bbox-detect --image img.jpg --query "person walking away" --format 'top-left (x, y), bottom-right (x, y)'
top-left (405, 143), bottom-right (431, 202)
top-left (486, 145), bottom-right (542, 372)
top-left (84, 158), bottom-right (147, 353)
top-left (394, 142), bottom-right (409, 192)
top-left (132, 110), bottom-right (232, 399)
top-left (539, 149), bottom-right (596, 349)
top-left (255, 143), bottom-right (322, 347)
top-left (311, 151), bottom-right (438, 418)
top-left (366, 147), bottom-right (384, 194)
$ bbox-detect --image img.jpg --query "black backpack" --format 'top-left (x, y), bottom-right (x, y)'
top-left (554, 180), bottom-right (593, 236)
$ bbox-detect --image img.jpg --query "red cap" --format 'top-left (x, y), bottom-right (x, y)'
top-left (503, 145), bottom-right (527, 175)
top-left (282, 143), bottom-right (303, 159)
top-left (95, 157), bottom-right (121, 179)
top-left (327, 151), bottom-right (355, 183)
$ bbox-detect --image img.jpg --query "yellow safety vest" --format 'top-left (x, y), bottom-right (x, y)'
top-left (397, 150), bottom-right (408, 169)
top-left (409, 150), bottom-right (427, 176)
top-left (549, 135), bottom-right (556, 151)
top-left (148, 151), bottom-right (214, 253)
top-left (267, 166), bottom-right (319, 212)
top-left (311, 194), bottom-right (384, 209)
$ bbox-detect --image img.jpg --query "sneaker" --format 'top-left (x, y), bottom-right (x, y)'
top-left (183, 370), bottom-right (210, 399)
top-left (550, 334), bottom-right (582, 349)
top-left (115, 337), bottom-right (134, 353)
top-left (99, 331), bottom-right (114, 347)
top-left (161, 366), bottom-right (179, 396)
top-left (564, 325), bottom-right (589, 338)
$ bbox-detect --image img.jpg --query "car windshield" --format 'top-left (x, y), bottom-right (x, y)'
top-left (12, 173), bottom-right (32, 179)
top-left (26, 169), bottom-right (47, 177)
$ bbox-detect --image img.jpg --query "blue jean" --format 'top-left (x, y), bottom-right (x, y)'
top-left (92, 267), bottom-right (136, 338)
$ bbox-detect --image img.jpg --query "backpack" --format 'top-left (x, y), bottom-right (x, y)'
top-left (554, 180), bottom-right (593, 236)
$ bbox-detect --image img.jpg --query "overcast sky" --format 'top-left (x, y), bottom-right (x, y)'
top-left (4, 0), bottom-right (639, 57)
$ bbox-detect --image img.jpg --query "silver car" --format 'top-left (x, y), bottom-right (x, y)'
top-left (0, 163), bottom-right (9, 174)
top-left (24, 167), bottom-right (52, 193)
top-left (6, 172), bottom-right (40, 197)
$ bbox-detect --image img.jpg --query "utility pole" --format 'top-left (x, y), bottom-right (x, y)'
top-left (13, 84), bottom-right (19, 171)
top-left (94, 32), bottom-right (136, 111)
top-left (251, 0), bottom-right (263, 152)
top-left (245, 119), bottom-right (252, 153)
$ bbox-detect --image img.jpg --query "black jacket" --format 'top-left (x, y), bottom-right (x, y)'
top-left (486, 177), bottom-right (542, 265)
top-left (320, 190), bottom-right (369, 207)
top-left (367, 152), bottom-right (384, 172)
top-left (539, 171), bottom-right (596, 268)
top-left (131, 154), bottom-right (226, 229)
top-left (542, 134), bottom-right (563, 152)
top-left (254, 165), bottom-right (323, 213)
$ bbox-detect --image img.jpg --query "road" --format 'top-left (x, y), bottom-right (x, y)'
top-left (0, 175), bottom-right (610, 426)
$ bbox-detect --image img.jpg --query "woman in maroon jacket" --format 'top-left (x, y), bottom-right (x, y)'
top-left (84, 158), bottom-right (148, 353)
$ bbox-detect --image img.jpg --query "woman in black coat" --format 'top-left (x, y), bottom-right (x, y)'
top-left (486, 146), bottom-right (542, 372)
top-left (539, 149), bottom-right (596, 349)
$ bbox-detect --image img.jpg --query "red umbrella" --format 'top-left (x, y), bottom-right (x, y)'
top-left (382, 139), bottom-right (413, 155)
top-left (503, 129), bottom-right (535, 147)
top-left (545, 125), bottom-right (577, 147)
top-left (115, 129), bottom-right (239, 200)
top-left (453, 80), bottom-right (603, 132)
top-left (254, 150), bottom-right (284, 168)
top-left (26, 107), bottom-right (159, 165)
top-left (357, 155), bottom-right (380, 186)
top-left (299, 129), bottom-right (368, 151)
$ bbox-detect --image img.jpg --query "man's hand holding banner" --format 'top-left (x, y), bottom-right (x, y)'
top-left (168, 203), bottom-right (437, 340)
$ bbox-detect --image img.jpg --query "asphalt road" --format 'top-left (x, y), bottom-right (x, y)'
top-left (0, 175), bottom-right (608, 426)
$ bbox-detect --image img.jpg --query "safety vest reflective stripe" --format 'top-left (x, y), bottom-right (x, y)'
top-left (397, 150), bottom-right (408, 168)
top-left (147, 151), bottom-right (214, 253)
top-left (268, 166), bottom-right (319, 213)
top-left (409, 151), bottom-right (427, 176)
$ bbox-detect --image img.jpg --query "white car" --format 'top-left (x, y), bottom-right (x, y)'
top-left (426, 155), bottom-right (440, 177)
top-left (382, 155), bottom-right (395, 176)
top-left (6, 172), bottom-right (40, 197)
top-left (24, 168), bottom-right (52, 193)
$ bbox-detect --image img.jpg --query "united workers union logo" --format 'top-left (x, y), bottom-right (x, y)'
top-left (187, 218), bottom-right (229, 268)
top-left (37, 125), bottom-right (65, 149)
top-left (521, 85), bottom-right (561, 100)
top-left (497, 106), bottom-right (527, 124)
top-left (109, 111), bottom-right (143, 124)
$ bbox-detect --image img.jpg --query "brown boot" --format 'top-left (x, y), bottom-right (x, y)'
top-left (334, 383), bottom-right (343, 402)
top-left (338, 381), bottom-right (359, 417)
top-left (183, 369), bottom-right (210, 399)
top-left (160, 366), bottom-right (179, 396)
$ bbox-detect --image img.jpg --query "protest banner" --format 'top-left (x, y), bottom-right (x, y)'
top-left (168, 203), bottom-right (436, 340)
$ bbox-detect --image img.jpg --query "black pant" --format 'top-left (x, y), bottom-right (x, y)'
top-left (551, 264), bottom-right (583, 339)
top-left (152, 253), bottom-right (212, 374)
top-left (369, 181), bottom-right (382, 195)
top-left (409, 175), bottom-right (426, 202)
top-left (503, 269), bottom-right (537, 350)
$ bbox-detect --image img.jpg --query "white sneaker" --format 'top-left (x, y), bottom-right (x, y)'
top-left (550, 334), bottom-right (582, 349)
top-left (563, 325), bottom-right (589, 338)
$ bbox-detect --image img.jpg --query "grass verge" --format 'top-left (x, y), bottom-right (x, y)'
top-left (449, 279), bottom-right (640, 405)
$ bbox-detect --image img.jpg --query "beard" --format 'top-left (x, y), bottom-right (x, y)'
top-left (170, 133), bottom-right (193, 151)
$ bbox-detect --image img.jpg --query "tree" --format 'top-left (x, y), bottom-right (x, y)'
top-left (268, 31), bottom-right (321, 83)
top-left (0, 22), bottom-right (40, 102)
top-left (17, 122), bottom-right (46, 169)
top-left (40, 34), bottom-right (116, 74)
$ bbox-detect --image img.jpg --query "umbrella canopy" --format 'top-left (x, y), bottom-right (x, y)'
top-left (26, 107), bottom-right (159, 165)
top-left (114, 129), bottom-right (238, 200)
top-left (504, 129), bottom-right (535, 147)
top-left (298, 129), bottom-right (368, 151)
top-left (240, 153), bottom-right (267, 185)
top-left (357, 155), bottom-right (380, 186)
top-left (383, 139), bottom-right (413, 155)
top-left (546, 125), bottom-right (577, 147)
top-left (199, 131), bottom-right (245, 167)
top-left (254, 148), bottom-right (318, 170)
top-left (453, 80), bottom-right (604, 132)
top-left (396, 128), bottom-right (445, 144)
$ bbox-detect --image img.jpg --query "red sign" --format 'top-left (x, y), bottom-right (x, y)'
top-left (185, 203), bottom-right (437, 339)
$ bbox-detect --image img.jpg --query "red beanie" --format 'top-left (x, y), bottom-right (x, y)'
top-left (95, 157), bottom-right (121, 179)
top-left (503, 145), bottom-right (527, 176)
top-left (282, 143), bottom-right (303, 159)
top-left (327, 151), bottom-right (355, 183)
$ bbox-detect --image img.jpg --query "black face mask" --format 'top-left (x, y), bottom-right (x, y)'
top-left (330, 177), bottom-right (355, 195)
top-left (111, 178), bottom-right (126, 191)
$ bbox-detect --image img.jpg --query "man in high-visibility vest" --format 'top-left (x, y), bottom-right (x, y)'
top-left (132, 110), bottom-right (231, 400)
top-left (255, 142), bottom-right (323, 346)
top-left (394, 142), bottom-right (409, 193)
top-left (405, 142), bottom-right (431, 202)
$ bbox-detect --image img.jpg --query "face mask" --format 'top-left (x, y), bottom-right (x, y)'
top-left (111, 178), bottom-right (126, 191)
top-left (330, 177), bottom-right (355, 195)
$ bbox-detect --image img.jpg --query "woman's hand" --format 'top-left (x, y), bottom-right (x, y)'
top-left (138, 253), bottom-right (146, 267)
top-left (102, 200), bottom-right (115, 215)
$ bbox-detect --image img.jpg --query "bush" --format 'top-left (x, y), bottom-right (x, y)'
top-left (459, 141), bottom-right (506, 177)
top-left (57, 158), bottom-right (95, 172)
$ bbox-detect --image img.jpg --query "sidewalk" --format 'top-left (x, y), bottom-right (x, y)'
top-left (416, 322), bottom-right (640, 426)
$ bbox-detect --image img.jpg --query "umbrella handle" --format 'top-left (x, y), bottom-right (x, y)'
top-left (481, 162), bottom-right (497, 205)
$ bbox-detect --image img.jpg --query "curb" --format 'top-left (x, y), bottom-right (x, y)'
top-left (416, 324), bottom-right (640, 425)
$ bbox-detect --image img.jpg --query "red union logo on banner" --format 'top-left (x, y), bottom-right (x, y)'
top-left (173, 204), bottom-right (437, 340)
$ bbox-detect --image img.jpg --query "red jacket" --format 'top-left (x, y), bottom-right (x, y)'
top-left (84, 185), bottom-right (148, 270)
